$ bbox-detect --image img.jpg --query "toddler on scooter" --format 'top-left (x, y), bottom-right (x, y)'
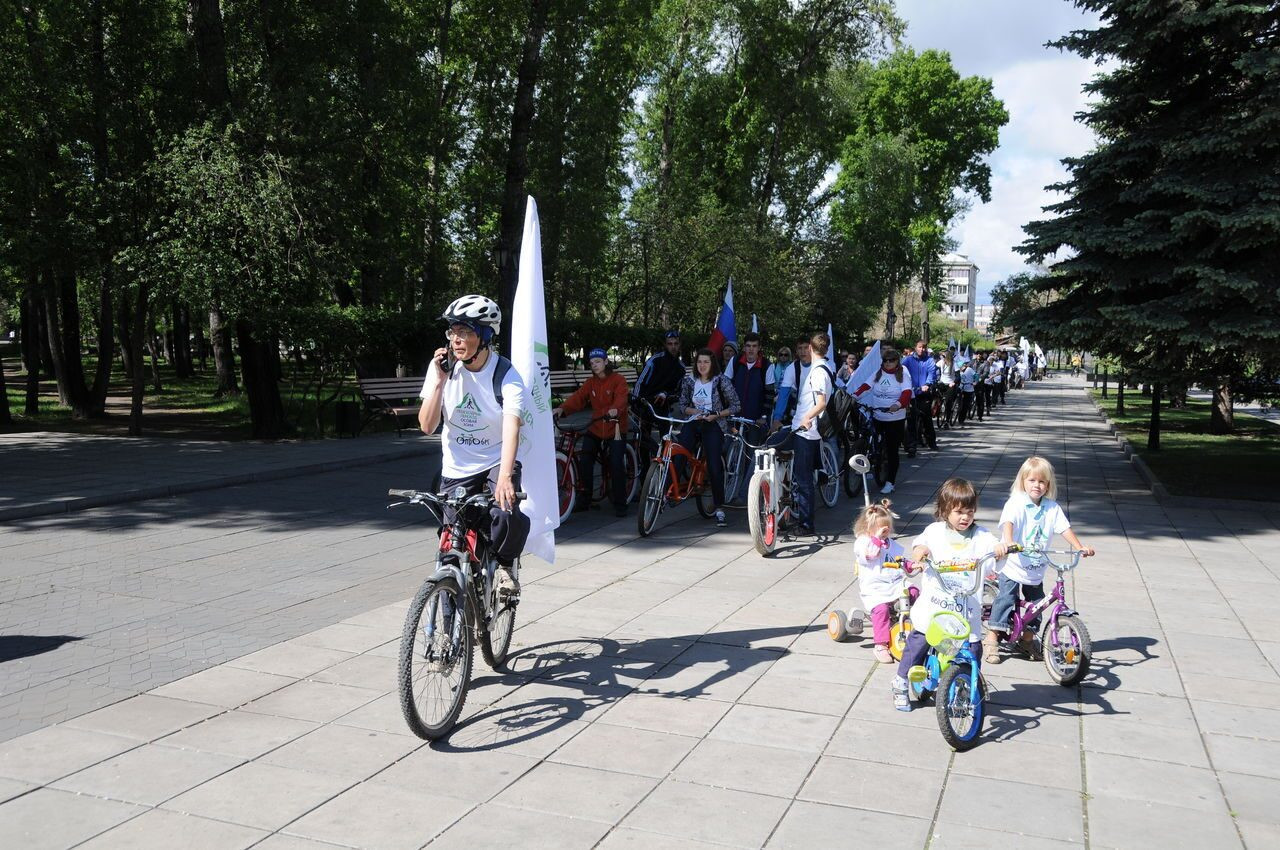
top-left (892, 478), bottom-right (1008, 711)
top-left (852, 500), bottom-right (916, 664)
top-left (985, 457), bottom-right (1095, 664)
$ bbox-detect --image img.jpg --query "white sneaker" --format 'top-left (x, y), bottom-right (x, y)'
top-left (880, 482), bottom-right (895, 494)
top-left (497, 566), bottom-right (520, 597)
top-left (714, 509), bottom-right (727, 527)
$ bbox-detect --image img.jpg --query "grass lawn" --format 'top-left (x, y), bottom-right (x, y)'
top-left (3, 358), bottom-right (377, 440)
top-left (1090, 389), bottom-right (1279, 502)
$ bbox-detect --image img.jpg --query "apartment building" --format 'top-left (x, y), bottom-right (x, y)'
top-left (938, 253), bottom-right (977, 327)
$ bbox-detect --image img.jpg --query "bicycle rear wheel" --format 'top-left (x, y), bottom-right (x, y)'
top-left (817, 441), bottom-right (839, 508)
top-left (723, 436), bottom-right (746, 506)
top-left (481, 599), bottom-right (516, 670)
top-left (622, 442), bottom-right (641, 504)
top-left (398, 576), bottom-right (473, 740)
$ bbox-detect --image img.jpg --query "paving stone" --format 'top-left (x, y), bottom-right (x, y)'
top-left (158, 710), bottom-right (319, 759)
top-left (259, 723), bottom-right (423, 779)
top-left (494, 761), bottom-right (658, 824)
top-left (798, 755), bottom-right (943, 819)
top-left (75, 808), bottom-right (267, 850)
top-left (936, 774), bottom-right (1085, 843)
top-left (1085, 794), bottom-right (1242, 850)
top-left (707, 703), bottom-right (840, 753)
top-left (595, 827), bottom-right (729, 849)
top-left (766, 801), bottom-right (930, 848)
top-left (429, 802), bottom-right (611, 848)
top-left (371, 747), bottom-right (537, 803)
top-left (242, 680), bottom-right (383, 723)
top-left (739, 673), bottom-right (860, 716)
top-left (1204, 732), bottom-right (1280, 780)
top-left (1085, 751), bottom-right (1225, 812)
top-left (65, 694), bottom-right (223, 741)
top-left (0, 724), bottom-right (140, 784)
top-left (620, 780), bottom-right (789, 847)
top-left (284, 782), bottom-right (472, 849)
top-left (150, 665), bottom-right (295, 708)
top-left (0, 787), bottom-right (145, 850)
top-left (598, 692), bottom-right (733, 737)
top-left (161, 761), bottom-right (354, 831)
top-left (929, 822), bottom-right (1083, 849)
top-left (551, 721), bottom-right (698, 777)
top-left (673, 738), bottom-right (818, 798)
top-left (53, 742), bottom-right (244, 806)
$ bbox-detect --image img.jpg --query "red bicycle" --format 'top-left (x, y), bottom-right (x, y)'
top-left (554, 411), bottom-right (640, 521)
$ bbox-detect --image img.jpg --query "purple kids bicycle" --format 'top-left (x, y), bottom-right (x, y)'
top-left (983, 548), bottom-right (1091, 686)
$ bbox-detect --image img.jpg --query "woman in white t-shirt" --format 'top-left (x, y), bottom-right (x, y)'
top-left (418, 295), bottom-right (530, 587)
top-left (986, 457), bottom-right (1095, 663)
top-left (851, 346), bottom-right (913, 495)
top-left (675, 349), bottom-right (741, 527)
top-left (891, 478), bottom-right (1008, 711)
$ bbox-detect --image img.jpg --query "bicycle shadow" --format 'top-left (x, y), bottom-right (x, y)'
top-left (432, 625), bottom-right (817, 753)
top-left (981, 636), bottom-right (1160, 743)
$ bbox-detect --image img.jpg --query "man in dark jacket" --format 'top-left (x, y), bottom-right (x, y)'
top-left (632, 329), bottom-right (686, 459)
top-left (727, 332), bottom-right (773, 503)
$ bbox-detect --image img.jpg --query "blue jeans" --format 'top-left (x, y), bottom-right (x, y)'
top-left (989, 573), bottom-right (1045, 633)
top-left (791, 435), bottom-right (818, 529)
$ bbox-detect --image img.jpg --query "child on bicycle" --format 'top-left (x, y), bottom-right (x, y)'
top-left (892, 478), bottom-right (1008, 711)
top-left (852, 500), bottom-right (915, 664)
top-left (985, 457), bottom-right (1095, 663)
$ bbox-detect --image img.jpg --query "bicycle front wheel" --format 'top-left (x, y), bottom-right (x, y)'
top-left (937, 662), bottom-right (984, 751)
top-left (622, 442), bottom-right (641, 504)
top-left (398, 576), bottom-right (473, 740)
top-left (747, 471), bottom-right (778, 556)
top-left (817, 440), bottom-right (839, 508)
top-left (637, 462), bottom-right (667, 537)
top-left (1043, 614), bottom-right (1091, 686)
top-left (723, 437), bottom-right (745, 507)
top-left (555, 450), bottom-right (576, 521)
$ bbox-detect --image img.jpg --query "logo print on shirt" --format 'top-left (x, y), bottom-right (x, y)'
top-left (457, 393), bottom-right (482, 412)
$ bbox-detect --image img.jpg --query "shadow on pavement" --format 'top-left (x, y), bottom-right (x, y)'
top-left (0, 634), bottom-right (83, 663)
top-left (433, 625), bottom-right (813, 753)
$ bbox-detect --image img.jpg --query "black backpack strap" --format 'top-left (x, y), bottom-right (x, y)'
top-left (491, 355), bottom-right (513, 407)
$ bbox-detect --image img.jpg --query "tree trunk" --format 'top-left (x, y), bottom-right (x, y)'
top-left (195, 317), bottom-right (208, 371)
top-left (87, 0), bottom-right (113, 417)
top-left (1101, 367), bottom-right (1108, 398)
top-left (0, 344), bottom-right (12, 430)
top-left (21, 288), bottom-right (40, 414)
top-left (42, 267), bottom-right (94, 416)
top-left (1147, 382), bottom-right (1161, 451)
top-left (495, 0), bottom-right (550, 325)
top-left (1210, 378), bottom-right (1233, 434)
top-left (209, 305), bottom-right (238, 395)
top-left (117, 296), bottom-right (135, 381)
top-left (149, 313), bottom-right (163, 392)
top-left (235, 318), bottom-right (287, 438)
top-left (128, 281), bottom-right (147, 436)
top-left (190, 0), bottom-right (233, 117)
top-left (884, 284), bottom-right (898, 340)
top-left (1115, 372), bottom-right (1125, 416)
top-left (172, 303), bottom-right (193, 378)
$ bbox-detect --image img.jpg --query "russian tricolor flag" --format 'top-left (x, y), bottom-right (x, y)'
top-left (706, 278), bottom-right (736, 356)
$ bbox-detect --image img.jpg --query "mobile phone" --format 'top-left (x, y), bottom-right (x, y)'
top-left (437, 347), bottom-right (456, 375)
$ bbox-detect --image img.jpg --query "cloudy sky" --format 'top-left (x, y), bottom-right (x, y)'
top-left (895, 0), bottom-right (1104, 303)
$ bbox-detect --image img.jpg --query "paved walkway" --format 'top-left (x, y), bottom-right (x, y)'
top-left (2, 377), bottom-right (1279, 848)
top-left (0, 432), bottom-right (436, 520)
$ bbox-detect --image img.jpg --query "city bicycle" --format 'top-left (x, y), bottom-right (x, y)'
top-left (636, 403), bottom-right (716, 536)
top-left (745, 424), bottom-right (801, 556)
top-left (554, 411), bottom-right (640, 520)
top-left (389, 487), bottom-right (524, 740)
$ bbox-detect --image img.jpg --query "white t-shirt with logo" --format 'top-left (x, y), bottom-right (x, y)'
top-left (998, 495), bottom-right (1071, 584)
top-left (909, 521), bottom-right (1000, 637)
top-left (856, 534), bottom-right (910, 609)
top-left (863, 371), bottom-right (908, 422)
top-left (691, 378), bottom-right (717, 414)
top-left (793, 364), bottom-right (832, 442)
top-left (420, 355), bottom-right (526, 478)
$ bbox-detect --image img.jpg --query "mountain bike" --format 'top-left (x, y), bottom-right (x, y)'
top-left (840, 402), bottom-right (891, 495)
top-left (984, 548), bottom-right (1092, 685)
top-left (554, 411), bottom-right (640, 520)
top-left (636, 403), bottom-right (716, 536)
top-left (389, 487), bottom-right (524, 740)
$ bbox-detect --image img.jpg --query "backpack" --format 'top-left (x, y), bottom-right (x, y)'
top-left (825, 385), bottom-right (855, 439)
top-left (811, 364), bottom-right (839, 439)
top-left (784, 359), bottom-right (805, 419)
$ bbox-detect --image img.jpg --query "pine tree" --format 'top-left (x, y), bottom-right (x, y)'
top-left (1015, 0), bottom-right (1280, 442)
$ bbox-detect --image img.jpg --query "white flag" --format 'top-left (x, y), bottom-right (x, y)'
top-left (825, 323), bottom-right (838, 376)
top-left (511, 197), bottom-right (558, 563)
top-left (1020, 336), bottom-right (1031, 354)
top-left (846, 340), bottom-right (882, 393)
top-left (752, 314), bottom-right (759, 333)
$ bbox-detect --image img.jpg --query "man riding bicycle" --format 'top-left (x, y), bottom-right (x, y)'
top-left (418, 294), bottom-right (530, 593)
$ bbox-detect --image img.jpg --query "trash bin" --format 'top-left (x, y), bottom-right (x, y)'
top-left (335, 400), bottom-right (361, 437)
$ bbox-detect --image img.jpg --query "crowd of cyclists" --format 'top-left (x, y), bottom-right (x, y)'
top-left (418, 293), bottom-right (1050, 559)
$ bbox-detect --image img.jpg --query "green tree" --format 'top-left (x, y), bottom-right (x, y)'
top-left (1016, 0), bottom-right (1280, 444)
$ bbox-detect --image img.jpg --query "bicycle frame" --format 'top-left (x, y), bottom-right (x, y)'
top-left (645, 403), bottom-right (709, 504)
top-left (1004, 549), bottom-right (1083, 649)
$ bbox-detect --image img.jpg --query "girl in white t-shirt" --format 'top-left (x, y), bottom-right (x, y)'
top-left (851, 500), bottom-right (915, 664)
top-left (892, 478), bottom-right (1008, 711)
top-left (986, 457), bottom-right (1095, 663)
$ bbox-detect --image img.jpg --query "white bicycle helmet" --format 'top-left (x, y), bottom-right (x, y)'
top-left (441, 294), bottom-right (502, 338)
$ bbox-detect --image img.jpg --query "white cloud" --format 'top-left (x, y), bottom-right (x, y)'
top-left (896, 0), bottom-right (1106, 303)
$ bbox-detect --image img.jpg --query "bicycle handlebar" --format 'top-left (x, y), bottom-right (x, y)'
top-left (387, 489), bottom-right (527, 506)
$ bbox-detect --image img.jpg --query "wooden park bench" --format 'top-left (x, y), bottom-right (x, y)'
top-left (350, 376), bottom-right (426, 436)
